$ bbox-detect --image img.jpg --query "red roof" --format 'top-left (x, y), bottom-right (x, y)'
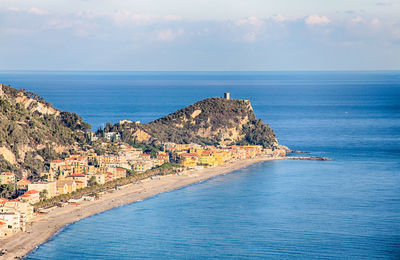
top-left (51, 160), bottom-right (64, 163)
top-left (1, 172), bottom-right (14, 175)
top-left (75, 181), bottom-right (83, 183)
top-left (0, 221), bottom-right (6, 225)
top-left (116, 168), bottom-right (126, 172)
top-left (158, 154), bottom-right (168, 157)
top-left (18, 178), bottom-right (31, 184)
top-left (25, 190), bottom-right (40, 195)
top-left (140, 154), bottom-right (151, 157)
top-left (106, 172), bottom-right (114, 175)
top-left (20, 194), bottom-right (31, 198)
top-left (70, 174), bottom-right (85, 177)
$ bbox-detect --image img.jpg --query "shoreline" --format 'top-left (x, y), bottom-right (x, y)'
top-left (0, 155), bottom-right (326, 259)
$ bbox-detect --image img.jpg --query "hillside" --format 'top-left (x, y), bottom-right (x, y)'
top-left (100, 97), bottom-right (278, 148)
top-left (0, 84), bottom-right (91, 178)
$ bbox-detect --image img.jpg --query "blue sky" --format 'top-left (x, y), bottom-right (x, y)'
top-left (0, 0), bottom-right (399, 70)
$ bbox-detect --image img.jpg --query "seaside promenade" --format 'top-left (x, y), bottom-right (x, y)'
top-left (1, 155), bottom-right (286, 259)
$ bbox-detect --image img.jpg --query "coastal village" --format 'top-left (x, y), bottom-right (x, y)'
top-left (0, 136), bottom-right (285, 239)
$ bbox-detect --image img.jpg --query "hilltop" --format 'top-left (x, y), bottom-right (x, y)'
top-left (99, 96), bottom-right (279, 148)
top-left (0, 85), bottom-right (282, 179)
top-left (0, 84), bottom-right (91, 178)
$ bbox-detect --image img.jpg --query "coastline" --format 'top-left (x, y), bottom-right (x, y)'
top-left (1, 155), bottom-right (328, 259)
top-left (1, 155), bottom-right (282, 259)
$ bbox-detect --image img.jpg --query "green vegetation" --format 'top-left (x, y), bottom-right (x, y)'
top-left (100, 97), bottom-right (277, 148)
top-left (0, 84), bottom-right (92, 178)
top-left (88, 176), bottom-right (97, 187)
top-left (0, 184), bottom-right (14, 198)
top-left (34, 163), bottom-right (182, 209)
top-left (39, 189), bottom-right (48, 201)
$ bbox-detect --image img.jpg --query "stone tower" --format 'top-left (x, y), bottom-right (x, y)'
top-left (224, 92), bottom-right (230, 100)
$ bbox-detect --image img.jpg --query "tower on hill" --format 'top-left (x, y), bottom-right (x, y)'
top-left (224, 92), bottom-right (230, 100)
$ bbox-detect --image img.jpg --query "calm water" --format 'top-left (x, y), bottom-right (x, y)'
top-left (1, 71), bottom-right (399, 259)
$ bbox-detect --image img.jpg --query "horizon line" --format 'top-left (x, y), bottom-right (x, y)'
top-left (1, 69), bottom-right (399, 73)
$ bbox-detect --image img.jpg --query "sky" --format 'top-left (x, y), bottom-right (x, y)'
top-left (0, 0), bottom-right (399, 70)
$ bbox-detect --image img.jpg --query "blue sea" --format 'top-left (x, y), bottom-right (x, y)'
top-left (1, 71), bottom-right (400, 259)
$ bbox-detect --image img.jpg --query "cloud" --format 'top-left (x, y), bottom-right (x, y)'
top-left (305, 15), bottom-right (330, 25)
top-left (85, 11), bottom-right (183, 26)
top-left (376, 2), bottom-right (391, 6)
top-left (236, 16), bottom-right (264, 27)
top-left (242, 32), bottom-right (257, 42)
top-left (157, 28), bottom-right (184, 41)
top-left (371, 18), bottom-right (380, 25)
top-left (28, 7), bottom-right (48, 15)
top-left (7, 7), bottom-right (20, 12)
top-left (164, 15), bottom-right (182, 21)
top-left (271, 14), bottom-right (287, 23)
top-left (350, 16), bottom-right (364, 24)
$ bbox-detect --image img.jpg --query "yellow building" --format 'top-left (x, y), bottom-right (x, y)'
top-left (56, 180), bottom-right (77, 195)
top-left (50, 160), bottom-right (65, 174)
top-left (179, 153), bottom-right (199, 167)
top-left (132, 162), bottom-right (151, 172)
top-left (198, 151), bottom-right (216, 166)
top-left (213, 152), bottom-right (225, 166)
top-left (16, 178), bottom-right (31, 191)
top-left (175, 144), bottom-right (191, 150)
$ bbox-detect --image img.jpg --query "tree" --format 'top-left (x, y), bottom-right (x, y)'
top-left (88, 176), bottom-right (97, 187)
top-left (0, 184), bottom-right (14, 198)
top-left (39, 189), bottom-right (48, 200)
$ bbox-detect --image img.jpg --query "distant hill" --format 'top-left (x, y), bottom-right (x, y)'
top-left (0, 85), bottom-right (281, 178)
top-left (0, 84), bottom-right (91, 178)
top-left (99, 97), bottom-right (278, 148)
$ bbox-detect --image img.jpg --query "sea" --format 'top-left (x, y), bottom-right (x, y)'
top-left (1, 71), bottom-right (399, 259)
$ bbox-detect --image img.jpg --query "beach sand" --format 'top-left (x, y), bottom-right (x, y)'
top-left (1, 155), bottom-right (283, 259)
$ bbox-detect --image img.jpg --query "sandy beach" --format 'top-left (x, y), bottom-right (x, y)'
top-left (0, 155), bottom-right (285, 259)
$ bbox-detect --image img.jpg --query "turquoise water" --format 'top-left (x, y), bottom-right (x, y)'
top-left (1, 71), bottom-right (400, 259)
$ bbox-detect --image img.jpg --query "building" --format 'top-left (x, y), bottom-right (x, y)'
top-left (28, 181), bottom-right (57, 198)
top-left (19, 190), bottom-right (40, 204)
top-left (94, 174), bottom-right (106, 185)
top-left (0, 172), bottom-right (15, 184)
top-left (139, 154), bottom-right (151, 161)
top-left (119, 120), bottom-right (132, 124)
top-left (132, 161), bottom-right (153, 173)
top-left (104, 132), bottom-right (121, 142)
top-left (56, 180), bottom-right (77, 195)
top-left (198, 151), bottom-right (216, 166)
top-left (0, 208), bottom-right (21, 232)
top-left (105, 172), bottom-right (117, 182)
top-left (224, 92), bottom-right (230, 100)
top-left (16, 178), bottom-right (31, 192)
top-left (179, 153), bottom-right (199, 167)
top-left (66, 174), bottom-right (88, 188)
top-left (115, 168), bottom-right (127, 179)
top-left (157, 152), bottom-right (170, 163)
top-left (0, 220), bottom-right (9, 238)
top-left (50, 160), bottom-right (65, 173)
top-left (2, 200), bottom-right (33, 229)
